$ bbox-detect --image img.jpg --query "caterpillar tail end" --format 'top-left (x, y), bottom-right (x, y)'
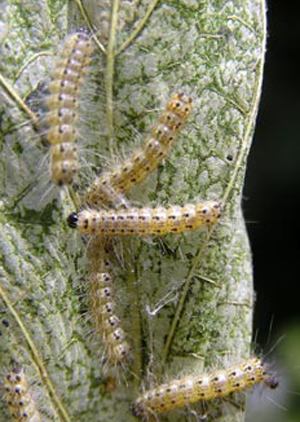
top-left (67, 212), bottom-right (78, 228)
top-left (265, 372), bottom-right (279, 389)
top-left (130, 403), bottom-right (142, 418)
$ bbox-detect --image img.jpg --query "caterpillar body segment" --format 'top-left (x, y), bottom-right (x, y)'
top-left (108, 139), bottom-right (169, 192)
top-left (89, 272), bottom-right (130, 365)
top-left (50, 143), bottom-right (78, 185)
top-left (45, 108), bottom-right (78, 127)
top-left (4, 367), bottom-right (41, 422)
top-left (67, 201), bottom-right (221, 237)
top-left (131, 358), bottom-right (278, 418)
top-left (83, 93), bottom-right (192, 207)
top-left (46, 28), bottom-right (93, 186)
top-left (88, 176), bottom-right (131, 210)
top-left (46, 94), bottom-right (79, 113)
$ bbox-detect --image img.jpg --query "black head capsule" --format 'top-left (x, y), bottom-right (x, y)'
top-left (67, 212), bottom-right (78, 228)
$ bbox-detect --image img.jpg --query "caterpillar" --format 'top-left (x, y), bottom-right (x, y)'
top-left (131, 358), bottom-right (279, 418)
top-left (45, 28), bottom-right (93, 186)
top-left (83, 93), bottom-right (192, 207)
top-left (4, 367), bottom-right (41, 422)
top-left (89, 272), bottom-right (130, 365)
top-left (67, 201), bottom-right (221, 236)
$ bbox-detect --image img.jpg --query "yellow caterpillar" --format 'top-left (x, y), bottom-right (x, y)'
top-left (131, 358), bottom-right (278, 418)
top-left (46, 28), bottom-right (93, 186)
top-left (83, 93), bottom-right (192, 207)
top-left (67, 201), bottom-right (221, 236)
top-left (89, 272), bottom-right (130, 365)
top-left (4, 367), bottom-right (41, 422)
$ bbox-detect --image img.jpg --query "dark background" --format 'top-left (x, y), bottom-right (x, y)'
top-left (244, 0), bottom-right (300, 346)
top-left (243, 2), bottom-right (300, 420)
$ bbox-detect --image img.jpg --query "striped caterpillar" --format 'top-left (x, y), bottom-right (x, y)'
top-left (132, 358), bottom-right (279, 418)
top-left (83, 93), bottom-right (192, 207)
top-left (67, 201), bottom-right (221, 236)
top-left (45, 28), bottom-right (93, 186)
top-left (4, 367), bottom-right (41, 422)
top-left (89, 272), bottom-right (130, 365)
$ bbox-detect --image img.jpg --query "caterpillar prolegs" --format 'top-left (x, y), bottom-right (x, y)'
top-left (4, 367), bottom-right (41, 422)
top-left (67, 201), bottom-right (221, 236)
top-left (132, 358), bottom-right (278, 418)
top-left (83, 93), bottom-right (192, 207)
top-left (45, 28), bottom-right (93, 186)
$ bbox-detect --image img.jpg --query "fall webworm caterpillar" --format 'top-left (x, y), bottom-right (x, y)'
top-left (83, 93), bottom-right (192, 207)
top-left (67, 201), bottom-right (221, 237)
top-left (4, 367), bottom-right (41, 422)
top-left (88, 272), bottom-right (130, 366)
top-left (45, 28), bottom-right (93, 186)
top-left (131, 358), bottom-right (278, 418)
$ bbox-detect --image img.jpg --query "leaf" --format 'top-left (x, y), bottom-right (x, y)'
top-left (0, 1), bottom-right (266, 421)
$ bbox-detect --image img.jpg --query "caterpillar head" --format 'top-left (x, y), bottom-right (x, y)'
top-left (67, 212), bottom-right (78, 228)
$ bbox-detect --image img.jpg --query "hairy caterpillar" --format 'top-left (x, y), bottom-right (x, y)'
top-left (4, 367), bottom-right (41, 422)
top-left (83, 93), bottom-right (192, 207)
top-left (67, 201), bottom-right (221, 236)
top-left (46, 28), bottom-right (93, 186)
top-left (131, 358), bottom-right (279, 418)
top-left (89, 272), bottom-right (130, 365)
